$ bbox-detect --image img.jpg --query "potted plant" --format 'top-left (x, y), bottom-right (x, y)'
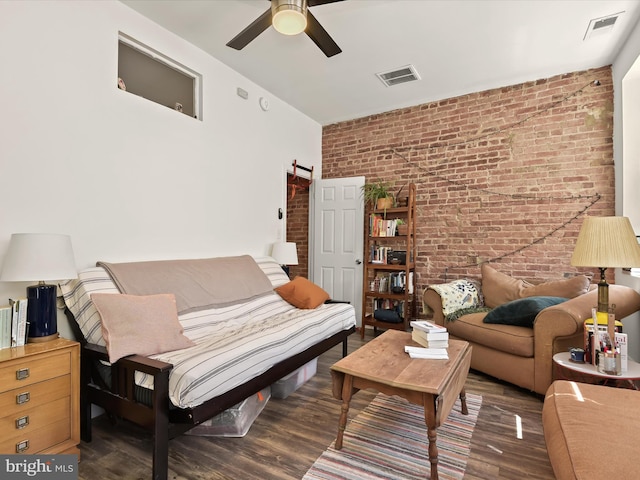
top-left (395, 219), bottom-right (408, 236)
top-left (362, 180), bottom-right (394, 210)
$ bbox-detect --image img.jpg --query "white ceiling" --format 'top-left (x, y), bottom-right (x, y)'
top-left (121, 0), bottom-right (640, 126)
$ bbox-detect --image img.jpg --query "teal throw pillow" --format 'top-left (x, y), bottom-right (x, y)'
top-left (483, 296), bottom-right (569, 328)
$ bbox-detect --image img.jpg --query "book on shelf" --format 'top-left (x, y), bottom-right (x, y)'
top-left (404, 345), bottom-right (449, 360)
top-left (370, 246), bottom-right (392, 264)
top-left (9, 298), bottom-right (28, 347)
top-left (412, 329), bottom-right (449, 348)
top-left (369, 214), bottom-right (398, 237)
top-left (0, 305), bottom-right (12, 349)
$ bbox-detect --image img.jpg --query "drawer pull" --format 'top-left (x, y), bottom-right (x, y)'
top-left (16, 392), bottom-right (30, 405)
top-left (16, 368), bottom-right (30, 380)
top-left (15, 415), bottom-right (29, 429)
top-left (16, 439), bottom-right (29, 453)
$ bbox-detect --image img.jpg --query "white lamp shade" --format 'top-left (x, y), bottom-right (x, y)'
top-left (0, 233), bottom-right (78, 282)
top-left (271, 242), bottom-right (299, 265)
top-left (571, 217), bottom-right (640, 268)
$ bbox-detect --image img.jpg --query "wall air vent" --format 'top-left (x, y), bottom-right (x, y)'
top-left (376, 65), bottom-right (421, 87)
top-left (584, 12), bottom-right (624, 40)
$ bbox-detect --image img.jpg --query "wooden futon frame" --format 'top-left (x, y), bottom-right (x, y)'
top-left (65, 308), bottom-right (354, 480)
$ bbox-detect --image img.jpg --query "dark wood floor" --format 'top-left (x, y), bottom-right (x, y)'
top-left (77, 332), bottom-right (554, 480)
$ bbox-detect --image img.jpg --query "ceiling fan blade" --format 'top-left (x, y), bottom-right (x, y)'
top-left (305, 10), bottom-right (342, 57)
top-left (308, 0), bottom-right (344, 6)
top-left (226, 8), bottom-right (273, 50)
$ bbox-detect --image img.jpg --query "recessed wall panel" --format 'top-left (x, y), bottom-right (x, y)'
top-left (342, 208), bottom-right (356, 254)
top-left (321, 210), bottom-right (335, 253)
top-left (322, 186), bottom-right (336, 202)
top-left (343, 185), bottom-right (357, 200)
top-left (321, 266), bottom-right (335, 297)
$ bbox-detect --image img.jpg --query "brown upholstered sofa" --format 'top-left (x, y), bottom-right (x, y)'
top-left (423, 263), bottom-right (640, 395)
top-left (543, 380), bottom-right (640, 479)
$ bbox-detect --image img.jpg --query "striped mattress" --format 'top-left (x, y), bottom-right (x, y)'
top-left (60, 256), bottom-right (356, 409)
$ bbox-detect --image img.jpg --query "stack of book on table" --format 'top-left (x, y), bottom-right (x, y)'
top-left (406, 320), bottom-right (449, 359)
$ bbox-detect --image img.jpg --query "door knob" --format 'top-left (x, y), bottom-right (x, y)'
top-left (355, 259), bottom-right (362, 264)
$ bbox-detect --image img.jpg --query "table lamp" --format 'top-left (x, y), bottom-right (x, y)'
top-left (271, 242), bottom-right (299, 278)
top-left (571, 216), bottom-right (640, 337)
top-left (0, 233), bottom-right (77, 342)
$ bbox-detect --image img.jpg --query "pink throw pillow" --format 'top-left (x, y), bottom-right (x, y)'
top-left (91, 293), bottom-right (195, 363)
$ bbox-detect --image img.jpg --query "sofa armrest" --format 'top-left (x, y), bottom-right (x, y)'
top-left (533, 284), bottom-right (640, 394)
top-left (423, 287), bottom-right (446, 326)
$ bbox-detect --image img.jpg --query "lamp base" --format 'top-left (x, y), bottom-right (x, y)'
top-left (28, 332), bottom-right (59, 343)
top-left (26, 283), bottom-right (58, 341)
top-left (281, 265), bottom-right (291, 278)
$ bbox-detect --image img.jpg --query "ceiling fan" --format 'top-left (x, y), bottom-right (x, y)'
top-left (226, 0), bottom-right (344, 57)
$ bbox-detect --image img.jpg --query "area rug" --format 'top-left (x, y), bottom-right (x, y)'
top-left (302, 392), bottom-right (482, 480)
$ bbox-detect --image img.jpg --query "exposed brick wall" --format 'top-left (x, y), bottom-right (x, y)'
top-left (322, 67), bottom-right (614, 308)
top-left (286, 174), bottom-right (309, 279)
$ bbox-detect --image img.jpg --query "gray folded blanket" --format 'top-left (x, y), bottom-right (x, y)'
top-left (97, 255), bottom-right (273, 314)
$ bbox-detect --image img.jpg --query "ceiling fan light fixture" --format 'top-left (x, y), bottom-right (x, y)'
top-left (272, 0), bottom-right (308, 36)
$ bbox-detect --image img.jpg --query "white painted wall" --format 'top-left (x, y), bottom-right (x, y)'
top-left (0, 1), bottom-right (322, 339)
top-left (612, 16), bottom-right (640, 360)
top-left (613, 13), bottom-right (640, 226)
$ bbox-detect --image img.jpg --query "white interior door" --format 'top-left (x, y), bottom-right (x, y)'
top-left (310, 177), bottom-right (365, 325)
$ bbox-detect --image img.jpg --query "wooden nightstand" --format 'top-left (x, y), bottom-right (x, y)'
top-left (0, 338), bottom-right (80, 456)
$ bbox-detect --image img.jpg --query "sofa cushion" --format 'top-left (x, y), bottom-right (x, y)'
top-left (543, 381), bottom-right (640, 480)
top-left (481, 264), bottom-right (532, 307)
top-left (91, 293), bottom-right (195, 363)
top-left (521, 275), bottom-right (591, 300)
top-left (275, 276), bottom-right (330, 309)
top-left (446, 311), bottom-right (534, 357)
top-left (481, 263), bottom-right (590, 308)
top-left (484, 296), bottom-right (569, 328)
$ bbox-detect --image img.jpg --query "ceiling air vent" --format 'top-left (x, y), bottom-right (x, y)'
top-left (584, 11), bottom-right (624, 40)
top-left (376, 65), bottom-right (421, 87)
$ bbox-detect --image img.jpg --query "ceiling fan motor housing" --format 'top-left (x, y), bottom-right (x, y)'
top-left (272, 0), bottom-right (308, 35)
top-left (227, 0), bottom-right (342, 57)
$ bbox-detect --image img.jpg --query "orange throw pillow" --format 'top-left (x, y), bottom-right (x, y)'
top-left (91, 293), bottom-right (195, 363)
top-left (275, 276), bottom-right (330, 309)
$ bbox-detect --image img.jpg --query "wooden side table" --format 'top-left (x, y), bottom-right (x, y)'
top-left (0, 338), bottom-right (80, 455)
top-left (553, 351), bottom-right (640, 390)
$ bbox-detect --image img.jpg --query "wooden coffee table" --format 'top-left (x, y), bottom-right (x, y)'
top-left (330, 330), bottom-right (472, 480)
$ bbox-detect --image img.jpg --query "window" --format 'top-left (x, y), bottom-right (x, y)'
top-left (117, 33), bottom-right (202, 119)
